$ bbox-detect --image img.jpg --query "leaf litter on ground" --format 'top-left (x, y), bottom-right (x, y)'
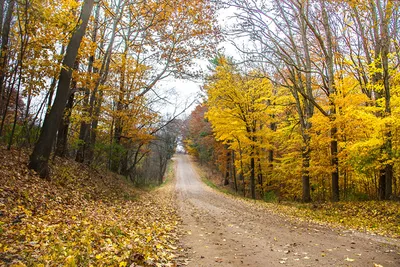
top-left (0, 147), bottom-right (181, 266)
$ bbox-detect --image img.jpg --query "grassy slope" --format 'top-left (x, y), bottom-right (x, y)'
top-left (191, 158), bottom-right (400, 239)
top-left (0, 147), bottom-right (180, 266)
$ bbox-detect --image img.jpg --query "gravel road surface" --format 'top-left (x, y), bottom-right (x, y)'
top-left (174, 154), bottom-right (399, 267)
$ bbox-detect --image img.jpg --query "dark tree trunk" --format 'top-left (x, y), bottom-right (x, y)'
top-left (55, 92), bottom-right (75, 157)
top-left (380, 1), bottom-right (393, 199)
top-left (232, 151), bottom-right (238, 193)
top-left (158, 152), bottom-right (168, 185)
top-left (238, 148), bottom-right (245, 197)
top-left (8, 3), bottom-right (30, 149)
top-left (250, 156), bottom-right (256, 199)
top-left (0, 64), bottom-right (18, 135)
top-left (111, 35), bottom-right (129, 172)
top-left (0, 0), bottom-right (15, 121)
top-left (320, 1), bottom-right (340, 202)
top-left (385, 159), bottom-right (393, 200)
top-left (110, 99), bottom-right (123, 172)
top-left (258, 161), bottom-right (263, 188)
top-left (28, 0), bottom-right (94, 178)
top-left (379, 169), bottom-right (386, 200)
top-left (351, 2), bottom-right (394, 200)
top-left (268, 142), bottom-right (274, 181)
top-left (47, 45), bottom-right (65, 109)
top-left (7, 30), bottom-right (28, 150)
top-left (302, 145), bottom-right (311, 202)
top-left (7, 69), bottom-right (21, 150)
top-left (75, 3), bottom-right (99, 164)
top-left (224, 151), bottom-right (230, 185)
top-left (87, 89), bottom-right (103, 164)
top-left (331, 125), bottom-right (340, 202)
top-left (55, 60), bottom-right (79, 157)
top-left (75, 121), bottom-right (89, 163)
top-left (0, 0), bottom-right (4, 34)
top-left (77, 0), bottom-right (123, 164)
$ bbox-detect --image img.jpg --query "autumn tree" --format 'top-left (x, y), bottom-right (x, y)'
top-left (205, 57), bottom-right (276, 199)
top-left (28, 0), bottom-right (95, 177)
top-left (71, 0), bottom-right (220, 174)
top-left (183, 103), bottom-right (235, 190)
top-left (0, 0), bottom-right (16, 129)
top-left (341, 0), bottom-right (400, 200)
top-left (0, 0), bottom-right (219, 181)
top-left (183, 104), bottom-right (216, 164)
top-left (215, 0), bottom-right (400, 201)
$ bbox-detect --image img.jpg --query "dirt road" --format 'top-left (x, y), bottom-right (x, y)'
top-left (174, 154), bottom-right (399, 267)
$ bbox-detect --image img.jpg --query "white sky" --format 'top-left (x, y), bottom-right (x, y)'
top-left (165, 6), bottom-right (239, 117)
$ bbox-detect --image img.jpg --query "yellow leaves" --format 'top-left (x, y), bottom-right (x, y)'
top-left (206, 58), bottom-right (273, 147)
top-left (0, 149), bottom-right (181, 266)
top-left (259, 199), bottom-right (400, 238)
top-left (65, 255), bottom-right (77, 266)
top-left (9, 262), bottom-right (27, 267)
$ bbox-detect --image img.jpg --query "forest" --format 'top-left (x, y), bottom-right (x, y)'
top-left (1, 0), bottom-right (400, 266)
top-left (0, 0), bottom-right (399, 200)
top-left (0, 0), bottom-right (219, 184)
top-left (184, 0), bottom-right (400, 202)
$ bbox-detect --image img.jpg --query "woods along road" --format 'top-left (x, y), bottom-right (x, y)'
top-left (174, 154), bottom-right (399, 267)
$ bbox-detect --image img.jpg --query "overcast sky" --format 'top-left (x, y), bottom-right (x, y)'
top-left (162, 6), bottom-right (240, 118)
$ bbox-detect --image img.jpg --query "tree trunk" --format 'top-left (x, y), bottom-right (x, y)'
top-left (385, 155), bottom-right (393, 199)
top-left (232, 150), bottom-right (238, 193)
top-left (55, 60), bottom-right (79, 157)
top-left (224, 150), bottom-right (230, 185)
top-left (8, 2), bottom-right (31, 149)
top-left (331, 125), bottom-right (340, 202)
top-left (350, 1), bottom-right (395, 200)
top-left (75, 121), bottom-right (89, 163)
top-left (0, 0), bottom-right (15, 121)
top-left (76, 0), bottom-right (124, 164)
top-left (372, 0), bottom-right (394, 200)
top-left (55, 91), bottom-right (75, 157)
top-left (0, 63), bottom-right (18, 136)
top-left (0, 0), bottom-right (4, 34)
top-left (7, 28), bottom-right (28, 150)
top-left (380, 1), bottom-right (393, 199)
top-left (379, 169), bottom-right (386, 200)
top-left (7, 67), bottom-right (21, 150)
top-left (87, 89), bottom-right (103, 164)
top-left (47, 46), bottom-right (65, 110)
top-left (111, 40), bottom-right (128, 172)
top-left (28, 0), bottom-right (94, 178)
top-left (238, 146), bottom-right (245, 197)
top-left (250, 156), bottom-right (256, 199)
top-left (302, 145), bottom-right (311, 202)
top-left (75, 3), bottom-right (99, 163)
top-left (321, 1), bottom-right (339, 202)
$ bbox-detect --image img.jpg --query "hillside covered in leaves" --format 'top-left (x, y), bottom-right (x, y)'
top-left (0, 147), bottom-right (181, 266)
